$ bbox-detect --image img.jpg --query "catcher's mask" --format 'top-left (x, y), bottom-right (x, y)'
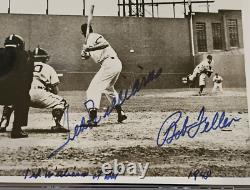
top-left (4, 34), bottom-right (25, 50)
top-left (33, 47), bottom-right (50, 63)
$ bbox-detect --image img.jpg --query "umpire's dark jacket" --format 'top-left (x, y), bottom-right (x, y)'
top-left (0, 47), bottom-right (34, 127)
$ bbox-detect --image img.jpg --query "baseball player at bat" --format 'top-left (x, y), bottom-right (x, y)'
top-left (0, 47), bottom-right (69, 133)
top-left (81, 23), bottom-right (127, 126)
top-left (188, 55), bottom-right (214, 95)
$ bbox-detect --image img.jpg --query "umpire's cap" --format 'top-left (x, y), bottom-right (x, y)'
top-left (4, 34), bottom-right (25, 50)
top-left (33, 47), bottom-right (50, 63)
top-left (81, 23), bottom-right (93, 37)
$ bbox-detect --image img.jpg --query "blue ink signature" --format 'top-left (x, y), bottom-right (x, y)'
top-left (24, 167), bottom-right (118, 180)
top-left (47, 108), bottom-right (91, 158)
top-left (48, 68), bottom-right (162, 158)
top-left (24, 167), bottom-right (89, 179)
top-left (92, 171), bottom-right (119, 181)
top-left (157, 106), bottom-right (241, 147)
top-left (103, 68), bottom-right (162, 117)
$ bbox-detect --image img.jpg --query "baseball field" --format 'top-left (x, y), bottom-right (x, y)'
top-left (0, 88), bottom-right (249, 177)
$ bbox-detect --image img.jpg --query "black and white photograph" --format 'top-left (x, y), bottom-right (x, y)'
top-left (0, 0), bottom-right (249, 186)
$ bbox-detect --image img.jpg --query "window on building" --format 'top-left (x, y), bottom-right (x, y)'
top-left (212, 23), bottom-right (223, 50)
top-left (196, 22), bottom-right (207, 52)
top-left (227, 19), bottom-right (239, 47)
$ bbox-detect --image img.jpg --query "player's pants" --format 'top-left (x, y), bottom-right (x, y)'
top-left (212, 83), bottom-right (223, 93)
top-left (199, 73), bottom-right (206, 86)
top-left (29, 89), bottom-right (66, 109)
top-left (86, 57), bottom-right (122, 109)
top-left (189, 66), bottom-right (202, 81)
top-left (0, 48), bottom-right (33, 128)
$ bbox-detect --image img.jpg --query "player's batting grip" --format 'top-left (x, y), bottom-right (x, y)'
top-left (85, 5), bottom-right (95, 44)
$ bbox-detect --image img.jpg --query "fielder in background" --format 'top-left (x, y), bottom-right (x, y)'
top-left (0, 47), bottom-right (69, 133)
top-left (81, 23), bottom-right (127, 126)
top-left (188, 55), bottom-right (214, 95)
top-left (0, 34), bottom-right (34, 138)
top-left (212, 73), bottom-right (223, 93)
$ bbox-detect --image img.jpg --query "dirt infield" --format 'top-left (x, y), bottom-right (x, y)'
top-left (0, 88), bottom-right (249, 177)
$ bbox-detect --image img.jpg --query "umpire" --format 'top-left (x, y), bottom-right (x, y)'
top-left (0, 34), bottom-right (34, 138)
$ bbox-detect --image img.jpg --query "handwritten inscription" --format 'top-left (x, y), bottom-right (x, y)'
top-left (157, 106), bottom-right (241, 146)
top-left (48, 68), bottom-right (162, 158)
top-left (24, 167), bottom-right (89, 179)
top-left (188, 168), bottom-right (212, 180)
top-left (24, 167), bottom-right (118, 181)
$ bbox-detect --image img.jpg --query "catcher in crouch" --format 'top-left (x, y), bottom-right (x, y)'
top-left (188, 55), bottom-right (214, 95)
top-left (0, 47), bottom-right (69, 133)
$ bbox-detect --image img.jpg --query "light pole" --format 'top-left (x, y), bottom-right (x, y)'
top-left (83, 0), bottom-right (86, 15)
top-left (46, 0), bottom-right (48, 15)
top-left (8, 0), bottom-right (10, 14)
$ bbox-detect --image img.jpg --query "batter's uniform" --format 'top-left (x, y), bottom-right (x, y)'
top-left (212, 75), bottom-right (223, 92)
top-left (84, 33), bottom-right (122, 110)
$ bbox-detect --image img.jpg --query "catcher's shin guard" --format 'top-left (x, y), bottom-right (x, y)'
top-left (87, 108), bottom-right (98, 127)
top-left (115, 105), bottom-right (127, 123)
top-left (52, 108), bottom-right (64, 126)
top-left (52, 100), bottom-right (69, 125)
top-left (51, 107), bottom-right (69, 133)
top-left (0, 105), bottom-right (14, 130)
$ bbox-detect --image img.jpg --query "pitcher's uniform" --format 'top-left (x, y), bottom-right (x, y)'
top-left (189, 59), bottom-right (213, 86)
top-left (30, 62), bottom-right (66, 109)
top-left (212, 75), bottom-right (223, 92)
top-left (85, 33), bottom-right (122, 109)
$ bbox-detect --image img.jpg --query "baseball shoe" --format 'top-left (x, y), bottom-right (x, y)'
top-left (86, 120), bottom-right (98, 127)
top-left (0, 106), bottom-right (14, 129)
top-left (118, 114), bottom-right (127, 123)
top-left (51, 125), bottom-right (70, 133)
top-left (187, 74), bottom-right (195, 84)
top-left (11, 128), bottom-right (28, 139)
top-left (0, 118), bottom-right (11, 130)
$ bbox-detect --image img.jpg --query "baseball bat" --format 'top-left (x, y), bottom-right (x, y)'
top-left (85, 5), bottom-right (95, 43)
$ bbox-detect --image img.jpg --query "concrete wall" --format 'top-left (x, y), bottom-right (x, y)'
top-left (0, 14), bottom-right (192, 90)
top-left (192, 10), bottom-right (244, 54)
top-left (0, 12), bottom-right (245, 89)
top-left (192, 10), bottom-right (246, 88)
top-left (195, 49), bottom-right (246, 88)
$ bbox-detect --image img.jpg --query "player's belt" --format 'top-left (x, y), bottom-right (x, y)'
top-left (99, 56), bottom-right (115, 65)
top-left (32, 86), bottom-right (45, 90)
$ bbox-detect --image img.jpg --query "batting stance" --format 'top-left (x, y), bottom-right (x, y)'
top-left (81, 23), bottom-right (127, 126)
top-left (188, 55), bottom-right (214, 95)
top-left (0, 34), bottom-right (33, 138)
top-left (0, 47), bottom-right (69, 133)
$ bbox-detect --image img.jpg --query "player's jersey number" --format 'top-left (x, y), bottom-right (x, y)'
top-left (34, 65), bottom-right (43, 73)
